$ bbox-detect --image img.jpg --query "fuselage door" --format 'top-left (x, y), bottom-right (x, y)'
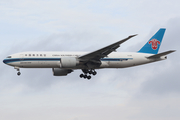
top-left (20, 54), bottom-right (24, 61)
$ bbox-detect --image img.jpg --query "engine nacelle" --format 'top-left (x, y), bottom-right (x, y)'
top-left (52, 68), bottom-right (73, 76)
top-left (60, 57), bottom-right (78, 68)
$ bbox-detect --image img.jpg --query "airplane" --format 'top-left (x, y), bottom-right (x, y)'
top-left (3, 28), bottom-right (175, 79)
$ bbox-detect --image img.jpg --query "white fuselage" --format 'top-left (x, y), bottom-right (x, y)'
top-left (3, 51), bottom-right (166, 69)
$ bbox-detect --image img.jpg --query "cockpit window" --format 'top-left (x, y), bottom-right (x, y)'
top-left (7, 56), bottom-right (11, 58)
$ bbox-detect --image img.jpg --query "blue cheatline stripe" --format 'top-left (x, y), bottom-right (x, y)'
top-left (3, 58), bottom-right (61, 64)
top-left (3, 57), bottom-right (133, 64)
top-left (101, 58), bottom-right (133, 61)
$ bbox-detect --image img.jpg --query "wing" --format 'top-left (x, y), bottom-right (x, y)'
top-left (78, 34), bottom-right (137, 63)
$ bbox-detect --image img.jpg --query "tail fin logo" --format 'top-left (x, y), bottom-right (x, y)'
top-left (148, 39), bottom-right (160, 50)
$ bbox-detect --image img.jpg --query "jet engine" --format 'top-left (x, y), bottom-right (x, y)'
top-left (52, 68), bottom-right (73, 76)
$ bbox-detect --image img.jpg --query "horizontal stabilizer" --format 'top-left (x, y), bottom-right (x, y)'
top-left (147, 50), bottom-right (176, 59)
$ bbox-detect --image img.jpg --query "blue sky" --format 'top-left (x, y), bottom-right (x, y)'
top-left (0, 0), bottom-right (180, 120)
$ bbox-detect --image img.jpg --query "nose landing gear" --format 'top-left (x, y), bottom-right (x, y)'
top-left (14, 67), bottom-right (21, 76)
top-left (80, 69), bottom-right (97, 80)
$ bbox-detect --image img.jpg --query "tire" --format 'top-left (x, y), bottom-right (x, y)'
top-left (80, 74), bottom-right (84, 78)
top-left (84, 75), bottom-right (87, 78)
top-left (92, 71), bottom-right (97, 75)
top-left (87, 76), bottom-right (91, 80)
top-left (17, 72), bottom-right (21, 76)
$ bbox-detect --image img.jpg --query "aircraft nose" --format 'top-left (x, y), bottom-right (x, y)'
top-left (3, 59), bottom-right (7, 64)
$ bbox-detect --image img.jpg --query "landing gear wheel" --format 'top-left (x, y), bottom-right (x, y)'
top-left (87, 76), bottom-right (91, 80)
top-left (89, 70), bottom-right (93, 74)
top-left (84, 74), bottom-right (87, 79)
top-left (17, 72), bottom-right (21, 76)
top-left (80, 74), bottom-right (84, 78)
top-left (92, 71), bottom-right (97, 75)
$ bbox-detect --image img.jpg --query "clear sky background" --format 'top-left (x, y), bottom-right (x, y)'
top-left (0, 0), bottom-right (180, 120)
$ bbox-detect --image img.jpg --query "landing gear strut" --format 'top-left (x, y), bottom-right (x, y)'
top-left (14, 67), bottom-right (21, 76)
top-left (80, 69), bottom-right (97, 80)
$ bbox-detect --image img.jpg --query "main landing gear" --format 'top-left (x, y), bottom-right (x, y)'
top-left (14, 67), bottom-right (21, 76)
top-left (80, 69), bottom-right (97, 80)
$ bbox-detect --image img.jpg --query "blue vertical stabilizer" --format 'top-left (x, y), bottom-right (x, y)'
top-left (138, 28), bottom-right (166, 54)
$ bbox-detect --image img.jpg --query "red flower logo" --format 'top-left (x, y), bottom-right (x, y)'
top-left (148, 39), bottom-right (160, 50)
